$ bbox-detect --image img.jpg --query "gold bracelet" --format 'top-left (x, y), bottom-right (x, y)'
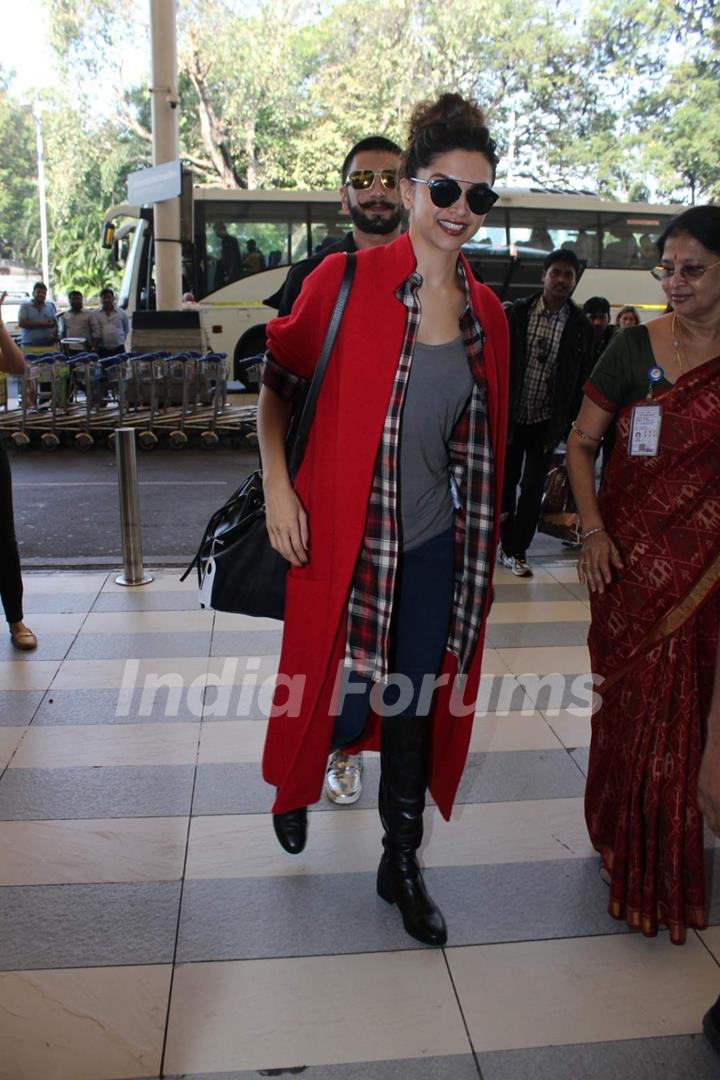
top-left (571, 420), bottom-right (601, 442)
top-left (581, 527), bottom-right (606, 541)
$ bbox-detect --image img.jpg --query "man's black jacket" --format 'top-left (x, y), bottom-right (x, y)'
top-left (264, 233), bottom-right (357, 317)
top-left (507, 292), bottom-right (595, 448)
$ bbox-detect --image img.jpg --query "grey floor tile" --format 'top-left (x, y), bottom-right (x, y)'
top-left (435, 860), bottom-right (626, 946)
top-left (0, 765), bottom-right (196, 819)
top-left (486, 621), bottom-right (589, 649)
top-left (492, 583), bottom-right (577, 603)
top-left (0, 635), bottom-right (75, 662)
top-left (22, 593), bottom-right (96, 614)
top-left (455, 749), bottom-right (586, 802)
top-left (176, 859), bottom-right (622, 963)
top-left (521, 674), bottom-right (596, 713)
top-left (477, 1035), bottom-right (719, 1079)
top-left (34, 687), bottom-right (202, 724)
top-left (66, 631), bottom-right (212, 660)
top-left (561, 581), bottom-right (593, 603)
top-left (570, 747), bottom-right (590, 774)
top-left (192, 749), bottom-right (584, 817)
top-left (192, 761), bottom-right (379, 815)
top-left (0, 691), bottom-right (44, 726)
top-left (92, 590), bottom-right (201, 612)
top-left (210, 629), bottom-right (284, 657)
top-left (176, 872), bottom-right (430, 962)
top-left (161, 1057), bottom-right (480, 1080)
top-left (0, 882), bottom-right (181, 970)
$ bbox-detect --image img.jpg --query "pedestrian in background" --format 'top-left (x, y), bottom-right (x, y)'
top-left (90, 288), bottom-right (129, 357)
top-left (499, 249), bottom-right (594, 576)
top-left (615, 304), bottom-right (640, 328)
top-left (60, 290), bottom-right (92, 353)
top-left (582, 295), bottom-right (615, 363)
top-left (0, 292), bottom-right (37, 651)
top-left (17, 282), bottom-right (57, 349)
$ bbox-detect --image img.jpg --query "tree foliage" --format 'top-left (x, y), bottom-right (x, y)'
top-left (3, 0), bottom-right (717, 293)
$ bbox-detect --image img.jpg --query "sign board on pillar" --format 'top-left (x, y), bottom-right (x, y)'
top-left (127, 160), bottom-right (182, 205)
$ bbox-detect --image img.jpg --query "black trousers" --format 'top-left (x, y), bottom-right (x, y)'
top-left (0, 440), bottom-right (24, 624)
top-left (332, 527), bottom-right (455, 748)
top-left (500, 421), bottom-right (555, 558)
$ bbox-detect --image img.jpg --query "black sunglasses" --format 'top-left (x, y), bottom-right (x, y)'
top-left (411, 176), bottom-right (499, 216)
top-left (345, 168), bottom-right (399, 191)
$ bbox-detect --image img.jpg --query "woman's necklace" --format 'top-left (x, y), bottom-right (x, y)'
top-left (671, 313), bottom-right (687, 373)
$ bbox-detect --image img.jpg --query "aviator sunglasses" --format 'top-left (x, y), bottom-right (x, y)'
top-left (411, 176), bottom-right (499, 216)
top-left (345, 168), bottom-right (399, 191)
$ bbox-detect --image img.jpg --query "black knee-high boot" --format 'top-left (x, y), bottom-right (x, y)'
top-left (376, 715), bottom-right (447, 946)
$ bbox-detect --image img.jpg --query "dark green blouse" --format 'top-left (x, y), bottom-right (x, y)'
top-left (584, 325), bottom-right (673, 412)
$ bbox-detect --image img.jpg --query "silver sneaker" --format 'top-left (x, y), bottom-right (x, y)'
top-left (325, 750), bottom-right (364, 804)
top-left (510, 553), bottom-right (532, 577)
top-left (497, 544), bottom-right (514, 569)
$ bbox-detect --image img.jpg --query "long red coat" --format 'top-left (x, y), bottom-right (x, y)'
top-left (262, 232), bottom-right (509, 818)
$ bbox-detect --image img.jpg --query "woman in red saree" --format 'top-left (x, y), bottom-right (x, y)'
top-left (566, 205), bottom-right (720, 945)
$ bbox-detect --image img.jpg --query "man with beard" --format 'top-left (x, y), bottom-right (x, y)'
top-left (267, 136), bottom-right (402, 806)
top-left (273, 136), bottom-right (403, 317)
top-left (498, 249), bottom-right (594, 576)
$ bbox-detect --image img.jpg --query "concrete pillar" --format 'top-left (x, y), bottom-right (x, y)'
top-left (150, 0), bottom-right (182, 310)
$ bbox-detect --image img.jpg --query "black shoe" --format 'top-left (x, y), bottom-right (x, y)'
top-left (377, 850), bottom-right (447, 946)
top-left (703, 995), bottom-right (720, 1054)
top-left (273, 807), bottom-right (307, 854)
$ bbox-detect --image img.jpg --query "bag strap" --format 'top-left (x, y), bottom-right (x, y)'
top-left (287, 252), bottom-right (356, 481)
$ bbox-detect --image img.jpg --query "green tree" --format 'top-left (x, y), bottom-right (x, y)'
top-left (0, 70), bottom-right (40, 265)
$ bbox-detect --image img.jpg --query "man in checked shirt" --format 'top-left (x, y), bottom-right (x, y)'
top-left (499, 248), bottom-right (594, 575)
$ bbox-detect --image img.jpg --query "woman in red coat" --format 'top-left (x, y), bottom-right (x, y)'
top-left (257, 93), bottom-right (509, 946)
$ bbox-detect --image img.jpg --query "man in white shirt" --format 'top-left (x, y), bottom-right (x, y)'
top-left (90, 288), bottom-right (129, 357)
top-left (60, 290), bottom-right (92, 352)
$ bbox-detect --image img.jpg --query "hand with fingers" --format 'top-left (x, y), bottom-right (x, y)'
top-left (577, 529), bottom-right (624, 594)
top-left (264, 478), bottom-right (309, 567)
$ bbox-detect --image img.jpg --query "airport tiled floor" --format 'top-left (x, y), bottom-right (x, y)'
top-left (1, 566), bottom-right (719, 1080)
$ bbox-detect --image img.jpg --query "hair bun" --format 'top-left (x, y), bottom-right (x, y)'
top-left (402, 92), bottom-right (498, 181)
top-left (408, 93), bottom-right (487, 141)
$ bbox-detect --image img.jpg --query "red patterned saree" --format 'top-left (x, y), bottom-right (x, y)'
top-left (587, 355), bottom-right (720, 943)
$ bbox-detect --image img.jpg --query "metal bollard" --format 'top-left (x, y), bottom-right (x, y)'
top-left (115, 427), bottom-right (153, 586)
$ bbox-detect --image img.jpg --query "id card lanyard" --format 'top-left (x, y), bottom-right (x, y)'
top-left (628, 366), bottom-right (664, 457)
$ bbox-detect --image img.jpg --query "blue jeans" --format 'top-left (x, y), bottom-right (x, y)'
top-left (332, 527), bottom-right (454, 748)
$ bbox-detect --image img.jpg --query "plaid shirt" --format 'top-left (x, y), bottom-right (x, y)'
top-left (346, 264), bottom-right (495, 680)
top-left (516, 296), bottom-right (569, 424)
top-left (263, 263), bottom-right (496, 681)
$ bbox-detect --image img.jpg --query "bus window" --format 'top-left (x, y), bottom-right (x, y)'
top-left (508, 208), bottom-right (600, 265)
top-left (199, 202), bottom-right (309, 294)
top-left (600, 212), bottom-right (666, 268)
top-left (467, 222), bottom-right (507, 250)
top-left (309, 206), bottom-right (352, 258)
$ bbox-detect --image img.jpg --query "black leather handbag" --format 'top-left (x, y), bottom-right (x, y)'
top-left (182, 252), bottom-right (356, 617)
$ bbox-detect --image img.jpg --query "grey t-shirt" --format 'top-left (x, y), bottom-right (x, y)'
top-left (400, 335), bottom-right (474, 552)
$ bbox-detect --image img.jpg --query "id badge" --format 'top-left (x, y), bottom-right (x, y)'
top-left (628, 403), bottom-right (662, 456)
